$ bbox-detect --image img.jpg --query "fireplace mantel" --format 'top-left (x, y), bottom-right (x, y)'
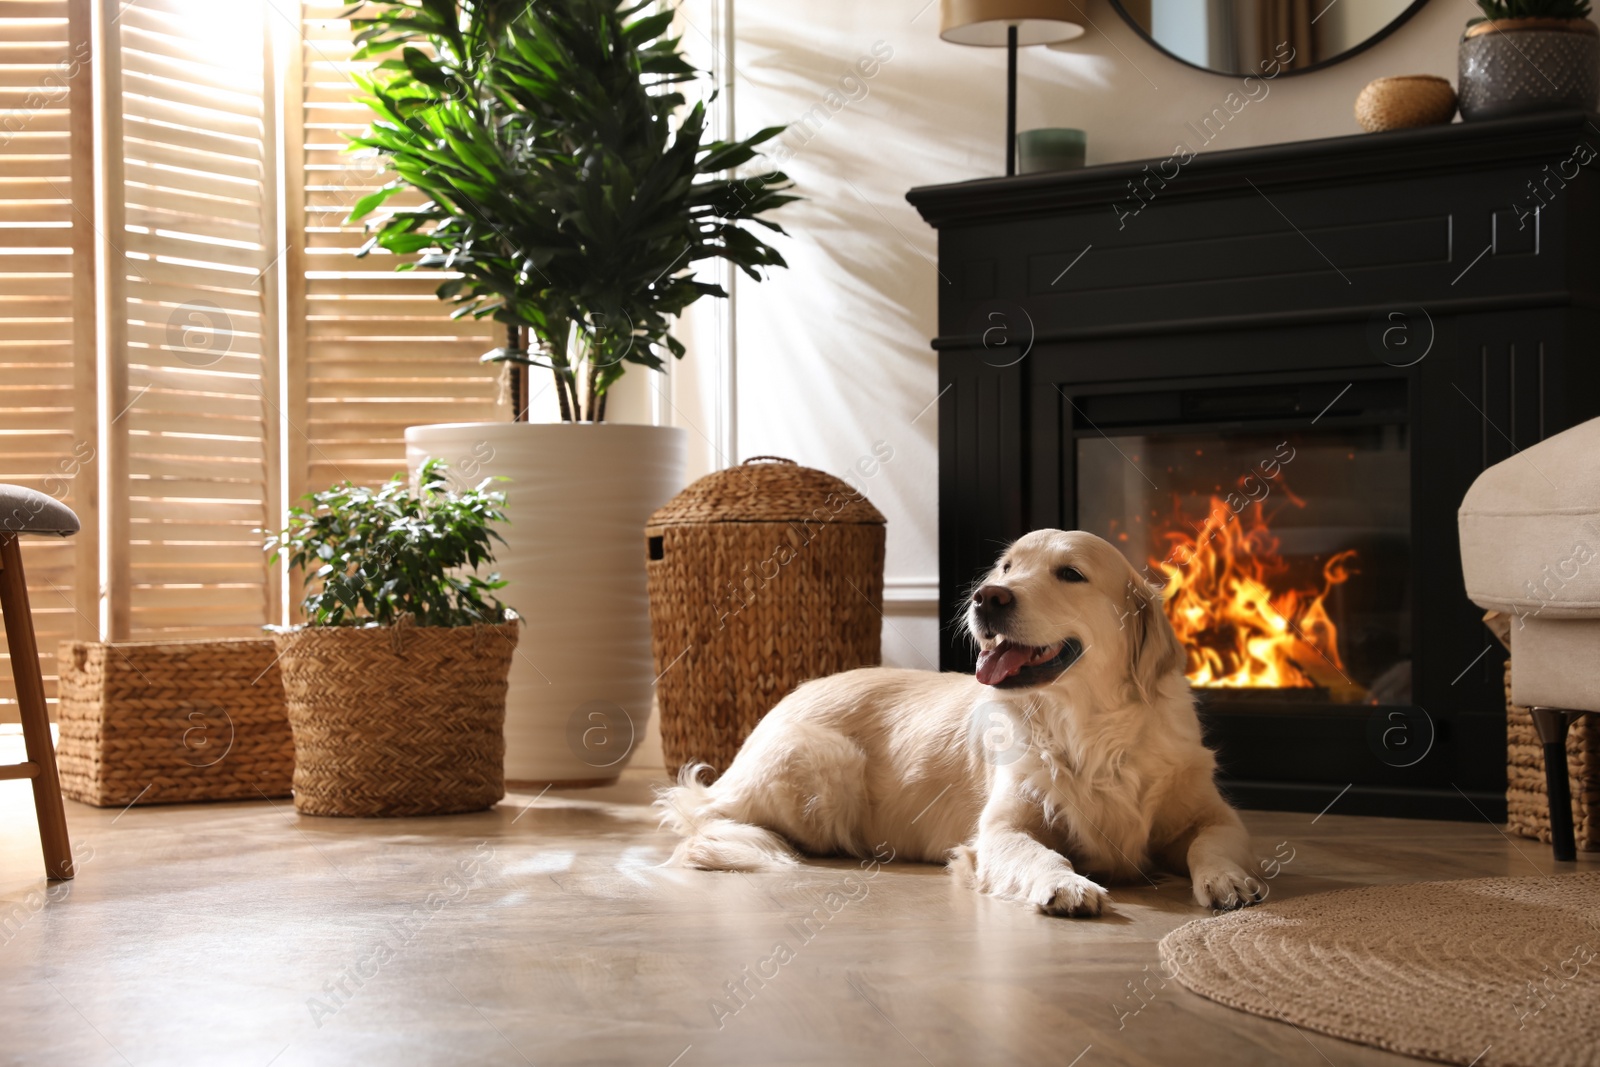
top-left (908, 112), bottom-right (1600, 820)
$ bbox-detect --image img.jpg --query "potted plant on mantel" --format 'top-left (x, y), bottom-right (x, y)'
top-left (265, 460), bottom-right (519, 816)
top-left (1460, 0), bottom-right (1599, 121)
top-left (345, 0), bottom-right (796, 786)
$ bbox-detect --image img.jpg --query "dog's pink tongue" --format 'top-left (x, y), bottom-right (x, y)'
top-left (976, 644), bottom-right (1033, 686)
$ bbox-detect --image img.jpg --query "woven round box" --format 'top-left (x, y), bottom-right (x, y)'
top-left (1355, 74), bottom-right (1457, 132)
top-left (274, 619), bottom-right (519, 817)
top-left (646, 457), bottom-right (886, 777)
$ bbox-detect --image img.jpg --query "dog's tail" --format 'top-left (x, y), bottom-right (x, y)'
top-left (654, 763), bottom-right (799, 872)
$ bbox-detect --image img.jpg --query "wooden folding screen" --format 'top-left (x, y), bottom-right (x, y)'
top-left (0, 0), bottom-right (95, 712)
top-left (0, 0), bottom-right (499, 721)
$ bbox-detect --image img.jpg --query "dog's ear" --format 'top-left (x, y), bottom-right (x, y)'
top-left (1124, 575), bottom-right (1184, 702)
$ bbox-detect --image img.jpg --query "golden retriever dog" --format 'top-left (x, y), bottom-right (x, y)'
top-left (657, 529), bottom-right (1262, 917)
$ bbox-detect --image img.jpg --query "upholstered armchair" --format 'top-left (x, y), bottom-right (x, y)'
top-left (1459, 416), bottom-right (1600, 861)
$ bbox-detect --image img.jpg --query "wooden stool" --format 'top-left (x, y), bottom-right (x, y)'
top-left (0, 485), bottom-right (80, 880)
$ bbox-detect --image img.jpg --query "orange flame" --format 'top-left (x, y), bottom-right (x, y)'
top-left (1151, 496), bottom-right (1358, 691)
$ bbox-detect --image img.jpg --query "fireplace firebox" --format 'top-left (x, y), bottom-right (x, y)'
top-left (1077, 381), bottom-right (1412, 707)
top-left (909, 112), bottom-right (1600, 820)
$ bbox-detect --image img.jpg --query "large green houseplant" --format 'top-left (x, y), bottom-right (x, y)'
top-left (347, 0), bottom-right (795, 421)
top-left (344, 0), bottom-right (795, 784)
top-left (266, 461), bottom-right (520, 816)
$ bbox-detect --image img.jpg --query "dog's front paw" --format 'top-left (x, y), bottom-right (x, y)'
top-left (1192, 862), bottom-right (1265, 911)
top-left (1035, 872), bottom-right (1110, 918)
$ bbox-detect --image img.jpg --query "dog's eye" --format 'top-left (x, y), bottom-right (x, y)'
top-left (1001, 562), bottom-right (1010, 573)
top-left (1056, 566), bottom-right (1087, 583)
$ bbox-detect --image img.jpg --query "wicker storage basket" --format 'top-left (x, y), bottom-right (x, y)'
top-left (646, 456), bottom-right (886, 777)
top-left (1506, 661), bottom-right (1599, 850)
top-left (55, 638), bottom-right (293, 807)
top-left (275, 620), bottom-right (518, 817)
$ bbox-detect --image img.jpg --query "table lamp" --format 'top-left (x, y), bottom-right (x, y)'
top-left (939, 0), bottom-right (1085, 176)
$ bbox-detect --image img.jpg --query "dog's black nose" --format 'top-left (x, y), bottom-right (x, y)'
top-left (973, 584), bottom-right (1014, 610)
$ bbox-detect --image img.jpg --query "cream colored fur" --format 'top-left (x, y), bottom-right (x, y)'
top-left (656, 530), bottom-right (1262, 917)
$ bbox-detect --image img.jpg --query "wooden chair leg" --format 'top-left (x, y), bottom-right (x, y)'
top-left (1529, 706), bottom-right (1584, 863)
top-left (0, 533), bottom-right (73, 880)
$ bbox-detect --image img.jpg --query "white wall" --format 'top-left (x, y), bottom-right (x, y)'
top-left (678, 0), bottom-right (1464, 672)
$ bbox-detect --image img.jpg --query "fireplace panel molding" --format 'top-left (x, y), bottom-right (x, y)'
top-left (1026, 214), bottom-right (1454, 296)
top-left (911, 113), bottom-right (1600, 821)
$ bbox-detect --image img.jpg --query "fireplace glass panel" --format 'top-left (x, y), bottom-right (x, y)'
top-left (1077, 426), bottom-right (1410, 705)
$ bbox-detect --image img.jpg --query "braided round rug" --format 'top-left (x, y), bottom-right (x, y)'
top-left (1158, 872), bottom-right (1600, 1067)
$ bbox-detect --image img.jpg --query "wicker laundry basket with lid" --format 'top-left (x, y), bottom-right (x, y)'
top-left (646, 457), bottom-right (886, 777)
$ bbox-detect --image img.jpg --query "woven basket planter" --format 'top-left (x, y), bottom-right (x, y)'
top-left (1506, 661), bottom-right (1599, 850)
top-left (274, 620), bottom-right (518, 817)
top-left (646, 456), bottom-right (885, 778)
top-left (55, 638), bottom-right (293, 807)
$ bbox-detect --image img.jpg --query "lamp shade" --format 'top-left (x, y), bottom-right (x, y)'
top-left (939, 0), bottom-right (1085, 47)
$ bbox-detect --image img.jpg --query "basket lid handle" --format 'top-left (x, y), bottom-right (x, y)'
top-left (741, 455), bottom-right (795, 465)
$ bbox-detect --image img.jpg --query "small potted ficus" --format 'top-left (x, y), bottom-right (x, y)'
top-left (264, 460), bottom-right (520, 817)
top-left (1461, 0), bottom-right (1599, 120)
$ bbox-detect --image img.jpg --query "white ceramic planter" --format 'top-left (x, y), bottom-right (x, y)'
top-left (405, 422), bottom-right (686, 785)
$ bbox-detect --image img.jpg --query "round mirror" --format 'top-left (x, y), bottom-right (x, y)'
top-left (1110, 0), bottom-right (1430, 78)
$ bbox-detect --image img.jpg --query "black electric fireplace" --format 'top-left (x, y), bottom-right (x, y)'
top-left (909, 112), bottom-right (1600, 821)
